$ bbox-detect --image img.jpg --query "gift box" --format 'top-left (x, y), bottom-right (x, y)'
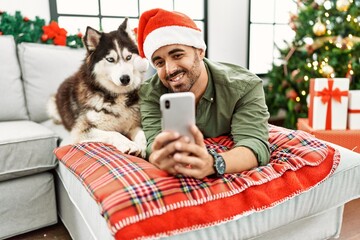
top-left (308, 78), bottom-right (349, 130)
top-left (297, 118), bottom-right (360, 153)
top-left (348, 90), bottom-right (360, 130)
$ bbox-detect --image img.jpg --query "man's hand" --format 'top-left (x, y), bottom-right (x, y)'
top-left (148, 131), bottom-right (189, 175)
top-left (172, 125), bottom-right (215, 179)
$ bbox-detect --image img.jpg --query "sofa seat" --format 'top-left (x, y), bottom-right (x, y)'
top-left (0, 120), bottom-right (58, 182)
top-left (0, 172), bottom-right (57, 239)
top-left (0, 121), bottom-right (59, 239)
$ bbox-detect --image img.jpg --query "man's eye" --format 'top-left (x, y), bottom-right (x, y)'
top-left (126, 55), bottom-right (132, 61)
top-left (154, 60), bottom-right (164, 68)
top-left (173, 53), bottom-right (183, 59)
top-left (106, 57), bottom-right (115, 63)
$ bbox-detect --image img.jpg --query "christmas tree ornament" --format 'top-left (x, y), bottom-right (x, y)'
top-left (311, 2), bottom-right (320, 9)
top-left (346, 61), bottom-right (353, 80)
top-left (321, 64), bottom-right (335, 77)
top-left (286, 89), bottom-right (298, 101)
top-left (291, 69), bottom-right (301, 79)
top-left (294, 103), bottom-right (302, 113)
top-left (290, 22), bottom-right (297, 31)
top-left (336, 0), bottom-right (351, 12)
top-left (289, 12), bottom-right (298, 22)
top-left (313, 19), bottom-right (326, 36)
top-left (282, 80), bottom-right (289, 88)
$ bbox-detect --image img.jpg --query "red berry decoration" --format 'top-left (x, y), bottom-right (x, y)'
top-left (23, 17), bottom-right (30, 22)
top-left (41, 34), bottom-right (49, 42)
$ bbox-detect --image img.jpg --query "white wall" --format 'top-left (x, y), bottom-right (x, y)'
top-left (0, 0), bottom-right (249, 67)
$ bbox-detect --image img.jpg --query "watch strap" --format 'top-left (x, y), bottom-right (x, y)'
top-left (207, 148), bottom-right (226, 177)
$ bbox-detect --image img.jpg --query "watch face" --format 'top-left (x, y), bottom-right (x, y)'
top-left (215, 157), bottom-right (226, 175)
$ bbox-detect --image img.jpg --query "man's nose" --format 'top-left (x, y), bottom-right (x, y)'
top-left (165, 61), bottom-right (177, 75)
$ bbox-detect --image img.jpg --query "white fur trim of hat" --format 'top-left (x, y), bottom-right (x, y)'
top-left (137, 8), bottom-right (207, 66)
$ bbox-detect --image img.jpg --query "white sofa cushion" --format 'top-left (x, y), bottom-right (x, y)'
top-left (0, 172), bottom-right (57, 239)
top-left (17, 43), bottom-right (86, 122)
top-left (0, 36), bottom-right (29, 121)
top-left (0, 121), bottom-right (59, 181)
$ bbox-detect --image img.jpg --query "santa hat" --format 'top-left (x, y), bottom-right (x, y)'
top-left (137, 8), bottom-right (207, 62)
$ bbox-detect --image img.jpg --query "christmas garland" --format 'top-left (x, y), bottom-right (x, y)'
top-left (0, 10), bottom-right (83, 48)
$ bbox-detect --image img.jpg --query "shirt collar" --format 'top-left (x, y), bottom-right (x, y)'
top-left (202, 60), bottom-right (215, 103)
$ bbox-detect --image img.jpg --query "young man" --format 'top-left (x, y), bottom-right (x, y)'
top-left (137, 8), bottom-right (270, 179)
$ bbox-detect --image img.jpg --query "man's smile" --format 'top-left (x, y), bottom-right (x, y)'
top-left (169, 72), bottom-right (185, 82)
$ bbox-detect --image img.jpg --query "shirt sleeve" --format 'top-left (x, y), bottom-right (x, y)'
top-left (231, 79), bottom-right (270, 166)
top-left (139, 82), bottom-right (162, 159)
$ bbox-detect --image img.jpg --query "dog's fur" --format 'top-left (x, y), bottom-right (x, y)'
top-left (47, 19), bottom-right (147, 157)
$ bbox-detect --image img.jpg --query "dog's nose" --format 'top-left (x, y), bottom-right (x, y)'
top-left (120, 75), bottom-right (130, 85)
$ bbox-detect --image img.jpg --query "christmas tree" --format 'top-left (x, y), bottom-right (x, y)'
top-left (265, 0), bottom-right (360, 129)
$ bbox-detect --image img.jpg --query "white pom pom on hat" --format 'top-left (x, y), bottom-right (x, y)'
top-left (137, 8), bottom-right (207, 62)
top-left (133, 55), bottom-right (149, 73)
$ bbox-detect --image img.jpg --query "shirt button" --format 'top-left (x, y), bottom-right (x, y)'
top-left (210, 97), bottom-right (214, 102)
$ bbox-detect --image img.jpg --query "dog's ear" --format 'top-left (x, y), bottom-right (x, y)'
top-left (119, 18), bottom-right (137, 43)
top-left (84, 26), bottom-right (101, 52)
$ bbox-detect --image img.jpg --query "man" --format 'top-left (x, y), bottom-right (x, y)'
top-left (137, 8), bottom-right (270, 179)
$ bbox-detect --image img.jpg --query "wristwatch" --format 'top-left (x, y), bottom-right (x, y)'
top-left (208, 148), bottom-right (226, 177)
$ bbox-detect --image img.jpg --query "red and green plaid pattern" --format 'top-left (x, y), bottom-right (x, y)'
top-left (55, 124), bottom-right (340, 239)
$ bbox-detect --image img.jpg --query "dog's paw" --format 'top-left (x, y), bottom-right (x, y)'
top-left (130, 128), bottom-right (147, 158)
top-left (113, 140), bottom-right (144, 157)
top-left (109, 133), bottom-right (143, 157)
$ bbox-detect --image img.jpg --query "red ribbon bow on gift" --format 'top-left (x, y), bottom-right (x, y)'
top-left (316, 85), bottom-right (347, 104)
top-left (313, 79), bottom-right (348, 130)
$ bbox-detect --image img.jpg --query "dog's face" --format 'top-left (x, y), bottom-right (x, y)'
top-left (83, 19), bottom-right (144, 94)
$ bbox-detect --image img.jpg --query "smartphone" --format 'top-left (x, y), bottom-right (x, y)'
top-left (160, 92), bottom-right (196, 142)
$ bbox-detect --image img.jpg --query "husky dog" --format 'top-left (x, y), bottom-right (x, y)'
top-left (47, 19), bottom-right (149, 157)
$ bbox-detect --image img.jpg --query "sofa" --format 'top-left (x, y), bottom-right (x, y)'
top-left (1, 34), bottom-right (360, 240)
top-left (0, 35), bottom-right (85, 239)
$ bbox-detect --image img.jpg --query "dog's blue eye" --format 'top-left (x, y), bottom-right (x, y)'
top-left (106, 57), bottom-right (115, 63)
top-left (126, 55), bottom-right (132, 61)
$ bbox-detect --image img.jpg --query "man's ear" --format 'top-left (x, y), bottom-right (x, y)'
top-left (198, 48), bottom-right (206, 59)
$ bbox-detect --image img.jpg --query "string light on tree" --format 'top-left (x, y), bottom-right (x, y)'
top-left (323, 0), bottom-right (333, 10)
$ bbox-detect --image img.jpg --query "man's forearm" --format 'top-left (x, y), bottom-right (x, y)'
top-left (219, 146), bottom-right (258, 173)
